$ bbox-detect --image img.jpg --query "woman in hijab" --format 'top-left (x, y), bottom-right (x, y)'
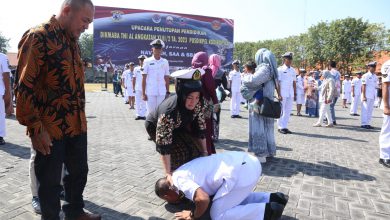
top-left (241, 48), bottom-right (281, 163)
top-left (305, 71), bottom-right (319, 117)
top-left (313, 70), bottom-right (336, 127)
top-left (145, 68), bottom-right (208, 185)
top-left (192, 52), bottom-right (219, 154)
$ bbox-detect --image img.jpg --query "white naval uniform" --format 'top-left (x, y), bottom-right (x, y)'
top-left (350, 77), bottom-right (362, 114)
top-left (296, 75), bottom-right (305, 105)
top-left (361, 71), bottom-right (378, 126)
top-left (123, 70), bottom-right (135, 97)
top-left (0, 53), bottom-right (10, 137)
top-left (229, 70), bottom-right (242, 116)
top-left (142, 56), bottom-right (170, 115)
top-left (172, 151), bottom-right (269, 220)
top-left (342, 79), bottom-right (352, 103)
top-left (380, 60), bottom-right (390, 160)
top-left (277, 64), bottom-right (296, 129)
top-left (134, 66), bottom-right (147, 117)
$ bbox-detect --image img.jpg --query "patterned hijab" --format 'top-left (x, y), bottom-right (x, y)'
top-left (255, 48), bottom-right (278, 80)
top-left (208, 54), bottom-right (221, 78)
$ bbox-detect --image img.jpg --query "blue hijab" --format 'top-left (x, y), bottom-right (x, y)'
top-left (255, 48), bottom-right (278, 81)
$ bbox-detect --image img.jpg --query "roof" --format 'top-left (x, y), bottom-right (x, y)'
top-left (6, 52), bottom-right (17, 67)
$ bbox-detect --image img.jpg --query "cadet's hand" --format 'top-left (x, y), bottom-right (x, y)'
top-left (174, 210), bottom-right (193, 220)
top-left (294, 95), bottom-right (297, 101)
top-left (213, 104), bottom-right (220, 112)
top-left (362, 97), bottom-right (367, 102)
top-left (352, 93), bottom-right (355, 97)
top-left (142, 94), bottom-right (148, 101)
top-left (31, 130), bottom-right (52, 155)
top-left (277, 95), bottom-right (283, 101)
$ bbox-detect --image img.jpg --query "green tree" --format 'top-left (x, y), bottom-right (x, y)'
top-left (78, 33), bottom-right (93, 61)
top-left (0, 32), bottom-right (10, 54)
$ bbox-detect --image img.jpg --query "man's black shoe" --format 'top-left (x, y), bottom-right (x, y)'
top-left (285, 129), bottom-right (292, 134)
top-left (231, 115), bottom-right (237, 118)
top-left (379, 159), bottom-right (390, 168)
top-left (270, 192), bottom-right (289, 206)
top-left (264, 202), bottom-right (285, 220)
top-left (236, 115), bottom-right (242, 118)
top-left (278, 129), bottom-right (287, 134)
top-left (0, 137), bottom-right (5, 145)
top-left (361, 125), bottom-right (368, 129)
top-left (367, 125), bottom-right (374, 129)
top-left (333, 121), bottom-right (337, 125)
top-left (32, 196), bottom-right (41, 214)
top-left (135, 116), bottom-right (141, 120)
top-left (141, 117), bottom-right (146, 120)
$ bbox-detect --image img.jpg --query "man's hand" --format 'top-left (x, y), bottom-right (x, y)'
top-left (3, 93), bottom-right (11, 115)
top-left (142, 94), bottom-right (148, 101)
top-left (384, 107), bottom-right (390, 116)
top-left (352, 93), bottom-right (355, 97)
top-left (166, 173), bottom-right (173, 186)
top-left (31, 130), bottom-right (52, 155)
top-left (294, 95), bottom-right (297, 101)
top-left (277, 95), bottom-right (283, 101)
top-left (174, 210), bottom-right (193, 220)
top-left (362, 97), bottom-right (367, 102)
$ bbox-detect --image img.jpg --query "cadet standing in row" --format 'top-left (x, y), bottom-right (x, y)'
top-left (0, 52), bottom-right (11, 145)
top-left (277, 52), bottom-right (296, 134)
top-left (142, 39), bottom-right (170, 116)
top-left (342, 75), bottom-right (352, 108)
top-left (133, 55), bottom-right (147, 120)
top-left (229, 60), bottom-right (242, 118)
top-left (361, 61), bottom-right (378, 129)
top-left (296, 68), bottom-right (305, 116)
top-left (379, 60), bottom-right (390, 168)
top-left (350, 72), bottom-right (363, 116)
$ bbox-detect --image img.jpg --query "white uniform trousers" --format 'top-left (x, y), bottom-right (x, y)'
top-left (277, 97), bottom-right (293, 129)
top-left (210, 155), bottom-right (269, 220)
top-left (0, 97), bottom-right (5, 137)
top-left (361, 98), bottom-right (375, 126)
top-left (317, 102), bottom-right (333, 125)
top-left (350, 94), bottom-right (361, 114)
top-left (135, 90), bottom-right (147, 117)
top-left (296, 93), bottom-right (305, 105)
top-left (146, 95), bottom-right (165, 116)
top-left (230, 91), bottom-right (241, 116)
top-left (380, 114), bottom-right (390, 159)
top-left (29, 148), bottom-right (39, 197)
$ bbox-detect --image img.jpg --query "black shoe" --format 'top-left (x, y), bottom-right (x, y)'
top-left (361, 125), bottom-right (369, 129)
top-left (367, 125), bottom-right (374, 129)
top-left (333, 121), bottom-right (337, 125)
top-left (135, 116), bottom-right (141, 120)
top-left (264, 202), bottom-right (285, 220)
top-left (141, 117), bottom-right (146, 120)
top-left (278, 129), bottom-right (287, 134)
top-left (0, 137), bottom-right (5, 145)
top-left (32, 196), bottom-right (41, 214)
top-left (285, 129), bottom-right (292, 134)
top-left (379, 159), bottom-right (390, 168)
top-left (350, 113), bottom-right (360, 116)
top-left (231, 115), bottom-right (236, 118)
top-left (270, 192), bottom-right (289, 206)
top-left (236, 115), bottom-right (242, 118)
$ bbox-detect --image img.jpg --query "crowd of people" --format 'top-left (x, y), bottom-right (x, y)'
top-left (0, 0), bottom-right (389, 219)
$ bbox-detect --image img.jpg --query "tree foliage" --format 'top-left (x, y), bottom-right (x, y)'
top-left (234, 18), bottom-right (389, 72)
top-left (78, 33), bottom-right (93, 61)
top-left (0, 32), bottom-right (10, 54)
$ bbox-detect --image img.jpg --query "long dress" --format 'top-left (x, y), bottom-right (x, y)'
top-left (242, 65), bottom-right (276, 157)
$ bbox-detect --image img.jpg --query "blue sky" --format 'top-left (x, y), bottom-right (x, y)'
top-left (1, 0), bottom-right (389, 52)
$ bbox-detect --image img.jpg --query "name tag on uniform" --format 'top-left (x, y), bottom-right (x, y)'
top-left (283, 72), bottom-right (287, 73)
top-left (150, 63), bottom-right (155, 65)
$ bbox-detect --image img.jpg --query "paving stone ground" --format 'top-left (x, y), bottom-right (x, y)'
top-left (1, 91), bottom-right (389, 220)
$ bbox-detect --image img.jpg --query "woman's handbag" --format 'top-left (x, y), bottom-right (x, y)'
top-left (258, 78), bottom-right (282, 118)
top-left (259, 97), bottom-right (281, 118)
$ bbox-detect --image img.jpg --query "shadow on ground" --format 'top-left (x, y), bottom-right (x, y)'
top-left (0, 142), bottom-right (30, 159)
top-left (84, 200), bottom-right (166, 220)
top-left (293, 131), bottom-right (368, 142)
top-left (262, 157), bottom-right (376, 181)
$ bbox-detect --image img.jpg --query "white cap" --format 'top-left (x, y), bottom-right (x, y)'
top-left (171, 68), bottom-right (205, 80)
top-left (150, 39), bottom-right (165, 48)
